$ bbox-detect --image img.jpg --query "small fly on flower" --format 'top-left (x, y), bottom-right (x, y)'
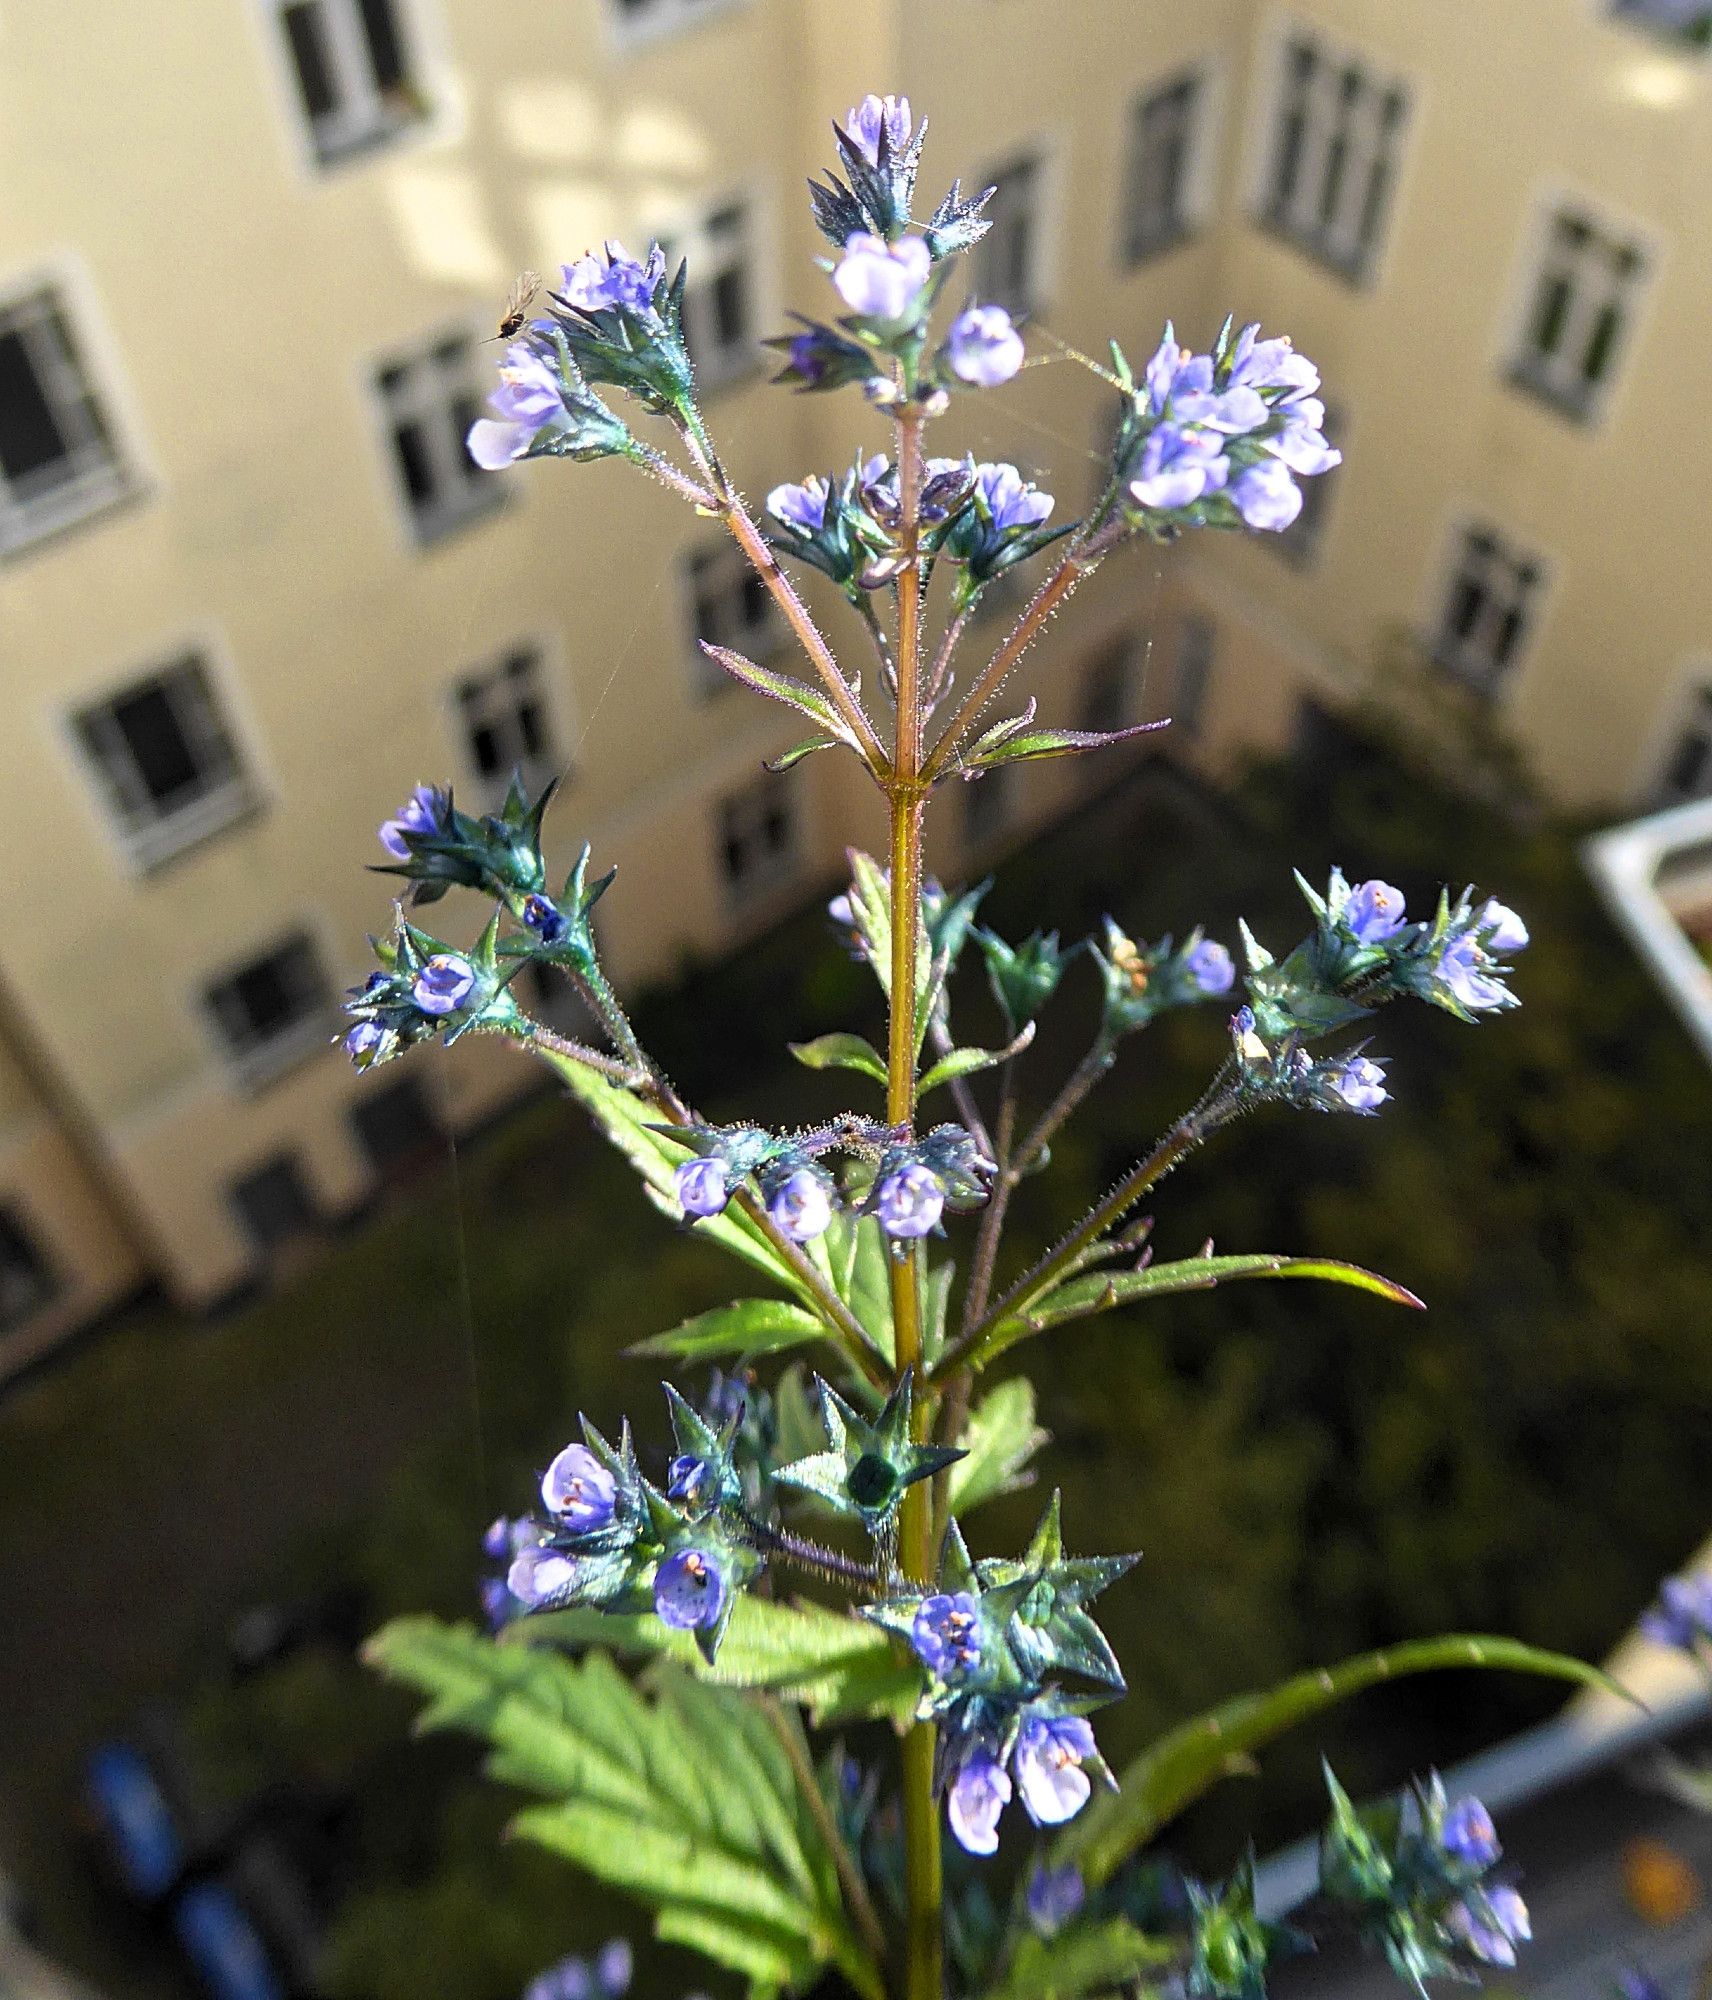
top-left (490, 270), bottom-right (541, 343)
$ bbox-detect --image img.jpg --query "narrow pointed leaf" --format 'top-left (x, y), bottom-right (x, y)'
top-left (702, 645), bottom-right (852, 741)
top-left (788, 1033), bottom-right (889, 1084)
top-left (918, 1022), bottom-right (1035, 1098)
top-left (966, 719), bottom-right (1169, 771)
top-left (629, 1298), bottom-right (827, 1363)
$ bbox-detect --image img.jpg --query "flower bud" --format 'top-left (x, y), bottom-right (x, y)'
top-left (412, 953), bottom-right (477, 1015)
top-left (653, 1547), bottom-right (728, 1631)
top-left (873, 1162), bottom-right (945, 1239)
top-left (675, 1157), bottom-right (732, 1219)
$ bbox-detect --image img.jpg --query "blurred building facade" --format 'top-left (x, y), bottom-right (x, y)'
top-left (2, 0), bottom-right (1711, 1361)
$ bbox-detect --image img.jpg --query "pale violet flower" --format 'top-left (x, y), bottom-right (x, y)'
top-left (873, 1163), bottom-right (945, 1239)
top-left (468, 344), bottom-right (563, 470)
top-left (1183, 939), bottom-right (1235, 994)
top-left (974, 461), bottom-right (1053, 533)
top-left (1229, 457), bottom-right (1303, 532)
top-left (1448, 1886), bottom-right (1531, 1968)
top-left (766, 1167), bottom-right (834, 1242)
top-left (1129, 424), bottom-right (1229, 511)
top-left (1478, 899), bottom-right (1530, 955)
top-left (1436, 933), bottom-right (1512, 1013)
top-left (947, 1743), bottom-right (1011, 1855)
top-left (834, 232), bottom-right (932, 320)
top-left (1014, 1714), bottom-right (1097, 1827)
top-left (560, 241), bottom-right (664, 316)
top-left (1325, 1055), bottom-right (1390, 1113)
top-left (1344, 879), bottom-right (1408, 944)
top-left (846, 93), bottom-right (912, 164)
top-left (540, 1444), bottom-right (618, 1533)
top-left (1227, 323), bottom-right (1321, 398)
top-left (767, 476), bottom-right (831, 535)
top-left (506, 1545), bottom-right (580, 1608)
top-left (413, 954), bottom-right (477, 1016)
top-left (1269, 414), bottom-right (1342, 477)
top-left (947, 305), bottom-right (1025, 387)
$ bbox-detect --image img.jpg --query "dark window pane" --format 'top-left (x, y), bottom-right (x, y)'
top-left (517, 701), bottom-right (545, 758)
top-left (1530, 273), bottom-right (1573, 359)
top-left (0, 327), bottom-right (70, 483)
top-left (469, 722), bottom-right (501, 775)
top-left (111, 684), bottom-right (204, 805)
top-left (229, 959), bottom-right (296, 1040)
top-left (1445, 577), bottom-right (1486, 644)
top-left (1667, 728), bottom-right (1711, 799)
top-left (1582, 301), bottom-right (1623, 385)
top-left (0, 1206), bottom-right (55, 1327)
top-left (357, 0), bottom-right (409, 94)
top-left (281, 3), bottom-right (338, 123)
top-left (711, 266), bottom-right (748, 349)
top-left (231, 1157), bottom-right (319, 1254)
top-left (392, 419), bottom-right (435, 506)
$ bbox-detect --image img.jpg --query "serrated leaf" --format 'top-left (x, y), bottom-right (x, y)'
top-left (918, 1023), bottom-right (1035, 1098)
top-left (973, 1253), bottom-right (1424, 1369)
top-left (948, 1378), bottom-right (1049, 1514)
top-left (788, 1032), bottom-right (889, 1085)
top-left (629, 1298), bottom-right (827, 1363)
top-left (1056, 1634), bottom-right (1637, 1886)
top-left (365, 1618), bottom-right (883, 1998)
top-left (991, 1919), bottom-right (1174, 2000)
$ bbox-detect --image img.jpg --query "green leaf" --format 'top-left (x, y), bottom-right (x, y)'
top-left (629, 1298), bottom-right (827, 1363)
top-left (700, 646), bottom-right (854, 744)
top-left (517, 1594), bottom-right (919, 1728)
top-left (765, 736), bottom-right (846, 775)
top-left (967, 720), bottom-right (1168, 770)
top-left (948, 1378), bottom-right (1050, 1514)
top-left (788, 1033), bottom-right (889, 1085)
top-left (991, 1919), bottom-right (1174, 2000)
top-left (365, 1617), bottom-right (884, 1999)
top-left (918, 1023), bottom-right (1035, 1099)
top-left (974, 1253), bottom-right (1424, 1369)
top-left (1056, 1634), bottom-right (1637, 1886)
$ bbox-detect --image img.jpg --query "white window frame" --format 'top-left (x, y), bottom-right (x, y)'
top-left (200, 922), bottom-right (339, 1094)
top-left (1250, 20), bottom-right (1412, 286)
top-left (715, 770), bottom-right (800, 907)
top-left (448, 636), bottom-right (569, 807)
top-left (1504, 193), bottom-right (1652, 426)
top-left (680, 536), bottom-right (781, 697)
top-left (369, 320), bottom-right (504, 546)
top-left (1645, 668), bottom-right (1712, 806)
top-left (970, 141), bottom-right (1062, 319)
top-left (655, 190), bottom-right (768, 397)
top-left (66, 640), bottom-right (263, 871)
top-left (1427, 518), bottom-right (1549, 699)
top-left (258, 0), bottom-right (438, 171)
top-left (603, 0), bottom-right (745, 55)
top-left (1119, 62), bottom-right (1224, 267)
top-left (0, 262), bottom-right (143, 560)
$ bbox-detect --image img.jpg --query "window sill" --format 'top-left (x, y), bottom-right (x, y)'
top-left (1252, 213), bottom-right (1375, 289)
top-left (1504, 360), bottom-right (1600, 427)
top-left (117, 784), bottom-right (264, 876)
top-left (217, 1015), bottom-right (339, 1097)
top-left (0, 469), bottom-right (144, 563)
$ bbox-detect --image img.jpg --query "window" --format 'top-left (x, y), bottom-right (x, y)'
top-left (455, 646), bottom-right (559, 801)
top-left (1173, 612), bottom-right (1215, 738)
top-left (229, 1156), bottom-right (320, 1257)
top-left (1258, 32), bottom-right (1408, 282)
top-left (350, 1074), bottom-right (442, 1177)
top-left (717, 774), bottom-right (798, 902)
top-left (661, 202), bottom-right (758, 392)
top-left (1432, 525), bottom-right (1543, 696)
top-left (1121, 73), bottom-right (1206, 264)
top-left (685, 540), bottom-right (779, 694)
top-left (1081, 634), bottom-right (1141, 735)
top-left (1610, 0), bottom-right (1712, 48)
top-left (0, 1205), bottom-right (56, 1330)
top-left (375, 332), bottom-right (497, 542)
top-left (608, 0), bottom-right (727, 42)
top-left (1274, 404), bottom-right (1344, 568)
top-left (74, 654), bottom-right (256, 868)
top-left (1658, 684), bottom-right (1712, 804)
top-left (962, 765), bottom-right (1016, 848)
top-left (271, 0), bottom-right (426, 166)
top-left (204, 932), bottom-right (334, 1088)
top-left (1510, 207), bottom-right (1647, 422)
top-left (972, 155), bottom-right (1047, 317)
top-left (0, 285), bottom-right (132, 557)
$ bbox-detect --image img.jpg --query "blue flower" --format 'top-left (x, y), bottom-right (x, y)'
top-left (1448, 1885), bottom-right (1530, 1967)
top-left (468, 344), bottom-right (566, 469)
top-left (1344, 879), bottom-right (1408, 944)
top-left (767, 475), bottom-right (832, 535)
top-left (412, 953), bottom-right (477, 1016)
top-left (506, 1544), bottom-right (582, 1608)
top-left (1269, 408), bottom-right (1341, 476)
top-left (1229, 457), bottom-right (1302, 532)
top-left (910, 1592), bottom-right (982, 1677)
top-left (540, 1443), bottom-right (618, 1533)
top-left (947, 305), bottom-right (1025, 387)
top-left (1441, 1795), bottom-right (1501, 1869)
top-left (1128, 424), bottom-right (1229, 511)
top-left (667, 1454), bottom-right (713, 1506)
top-left (1324, 1055), bottom-right (1389, 1113)
top-left (675, 1157), bottom-right (732, 1219)
top-left (845, 92), bottom-right (913, 165)
top-left (833, 231), bottom-right (932, 320)
top-left (1226, 324), bottom-right (1320, 397)
top-left (1014, 1713), bottom-right (1097, 1826)
top-left (378, 784), bottom-right (443, 859)
top-left (520, 894), bottom-right (569, 944)
top-left (1641, 1571), bottom-right (1712, 1651)
top-left (1025, 1861), bottom-right (1086, 1935)
top-left (343, 1020), bottom-right (393, 1068)
top-left (874, 1163), bottom-right (946, 1239)
top-left (1435, 933), bottom-right (1512, 1014)
top-left (654, 1548), bottom-right (729, 1631)
top-left (1183, 939), bottom-right (1235, 994)
top-left (560, 241), bottom-right (665, 317)
top-left (947, 1741), bottom-right (1012, 1856)
top-left (974, 461), bottom-right (1054, 534)
top-left (522, 1940), bottom-right (632, 2000)
top-left (1478, 899), bottom-right (1530, 955)
top-left (765, 1167), bottom-right (835, 1243)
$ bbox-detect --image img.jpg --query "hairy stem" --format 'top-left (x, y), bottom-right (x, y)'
top-left (759, 1696), bottom-right (890, 1976)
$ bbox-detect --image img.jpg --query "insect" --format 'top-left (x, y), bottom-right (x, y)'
top-left (490, 270), bottom-right (541, 343)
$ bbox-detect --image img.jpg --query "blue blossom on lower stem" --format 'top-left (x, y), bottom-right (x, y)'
top-left (911, 1592), bottom-right (983, 1677)
top-left (379, 784), bottom-right (443, 859)
top-left (654, 1548), bottom-right (729, 1631)
top-left (1441, 1796), bottom-right (1501, 1870)
top-left (1184, 938), bottom-right (1235, 994)
top-left (1226, 323), bottom-right (1321, 398)
top-left (560, 241), bottom-right (665, 317)
top-left (1026, 1861), bottom-right (1086, 1935)
top-left (767, 475), bottom-right (831, 535)
top-left (1641, 1571), bottom-right (1712, 1650)
top-left (1324, 1055), bottom-right (1389, 1113)
top-left (846, 92), bottom-right (912, 165)
top-left (764, 1166), bottom-right (835, 1243)
top-left (948, 1742), bottom-right (1012, 1856)
top-left (412, 953), bottom-right (477, 1016)
top-left (1447, 1886), bottom-right (1530, 1967)
top-left (523, 1938), bottom-right (633, 2000)
top-left (540, 1444), bottom-right (618, 1533)
top-left (1230, 457), bottom-right (1303, 532)
top-left (1344, 878), bottom-right (1408, 945)
top-left (1014, 1713), bottom-right (1097, 1826)
top-left (833, 231), bottom-right (932, 320)
top-left (975, 461), bottom-right (1054, 534)
top-left (947, 305), bottom-right (1025, 387)
top-left (874, 1162), bottom-right (945, 1239)
top-left (675, 1157), bottom-right (732, 1219)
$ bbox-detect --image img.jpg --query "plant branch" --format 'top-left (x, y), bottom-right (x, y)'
top-left (1009, 1034), bottom-right (1117, 1179)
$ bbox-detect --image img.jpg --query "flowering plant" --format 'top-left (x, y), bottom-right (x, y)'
top-left (357, 95), bottom-right (1616, 2000)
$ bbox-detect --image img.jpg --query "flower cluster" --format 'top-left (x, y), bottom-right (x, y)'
top-left (341, 908), bottom-right (526, 1069)
top-left (1640, 1570), bottom-right (1712, 1652)
top-left (467, 332), bottom-right (637, 471)
top-left (1094, 920), bottom-right (1237, 1039)
top-left (1109, 319), bottom-right (1340, 537)
top-left (864, 1499), bottom-right (1135, 1853)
